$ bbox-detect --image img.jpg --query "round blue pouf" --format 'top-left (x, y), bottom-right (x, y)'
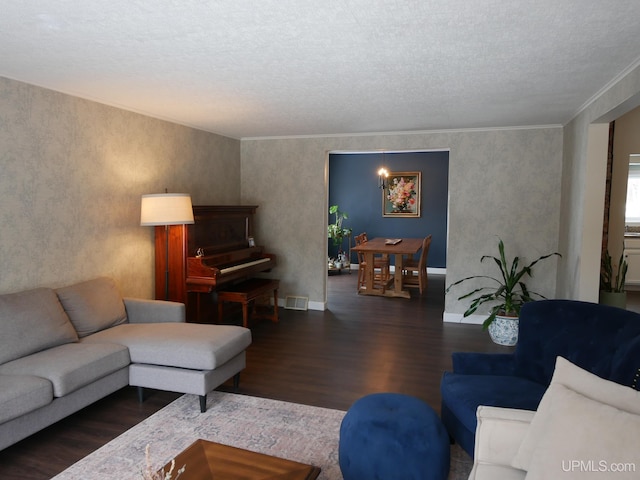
top-left (339, 393), bottom-right (450, 480)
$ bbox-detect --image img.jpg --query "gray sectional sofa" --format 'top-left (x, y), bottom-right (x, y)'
top-left (0, 277), bottom-right (251, 451)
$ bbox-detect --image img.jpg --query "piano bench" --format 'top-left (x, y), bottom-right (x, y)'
top-left (217, 278), bottom-right (279, 328)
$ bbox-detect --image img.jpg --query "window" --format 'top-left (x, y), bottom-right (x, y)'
top-left (625, 159), bottom-right (640, 225)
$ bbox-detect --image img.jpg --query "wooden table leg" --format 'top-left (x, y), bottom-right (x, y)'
top-left (364, 252), bottom-right (375, 292)
top-left (394, 253), bottom-right (404, 295)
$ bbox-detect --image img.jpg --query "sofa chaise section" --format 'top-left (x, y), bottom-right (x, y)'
top-left (82, 322), bottom-right (251, 412)
top-left (0, 277), bottom-right (252, 450)
top-left (58, 278), bottom-right (252, 412)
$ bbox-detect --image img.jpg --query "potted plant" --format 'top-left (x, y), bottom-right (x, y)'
top-left (446, 238), bottom-right (561, 346)
top-left (599, 249), bottom-right (628, 309)
top-left (327, 204), bottom-right (352, 260)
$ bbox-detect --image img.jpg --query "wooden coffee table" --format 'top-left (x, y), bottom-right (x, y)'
top-left (161, 439), bottom-right (321, 479)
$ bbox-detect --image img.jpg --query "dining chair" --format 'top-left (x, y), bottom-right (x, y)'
top-left (402, 235), bottom-right (431, 295)
top-left (355, 233), bottom-right (390, 292)
top-left (363, 233), bottom-right (392, 285)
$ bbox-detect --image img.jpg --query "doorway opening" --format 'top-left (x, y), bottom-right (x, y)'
top-left (326, 149), bottom-right (449, 301)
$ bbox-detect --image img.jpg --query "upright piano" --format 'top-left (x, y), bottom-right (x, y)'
top-left (154, 205), bottom-right (276, 320)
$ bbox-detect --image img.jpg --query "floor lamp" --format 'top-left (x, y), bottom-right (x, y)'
top-left (140, 193), bottom-right (194, 300)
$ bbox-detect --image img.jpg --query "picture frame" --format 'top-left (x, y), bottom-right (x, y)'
top-left (382, 171), bottom-right (421, 217)
top-left (248, 236), bottom-right (256, 247)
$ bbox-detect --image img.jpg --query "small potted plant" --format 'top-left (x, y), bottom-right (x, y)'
top-left (446, 238), bottom-right (561, 346)
top-left (327, 204), bottom-right (352, 260)
top-left (599, 249), bottom-right (628, 309)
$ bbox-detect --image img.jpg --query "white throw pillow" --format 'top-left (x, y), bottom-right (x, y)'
top-left (524, 383), bottom-right (640, 479)
top-left (511, 356), bottom-right (640, 473)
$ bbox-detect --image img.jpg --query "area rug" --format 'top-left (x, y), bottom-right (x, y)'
top-left (53, 392), bottom-right (472, 479)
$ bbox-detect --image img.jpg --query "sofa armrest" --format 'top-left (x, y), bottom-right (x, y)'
top-left (471, 406), bottom-right (533, 474)
top-left (123, 298), bottom-right (186, 324)
top-left (452, 352), bottom-right (516, 375)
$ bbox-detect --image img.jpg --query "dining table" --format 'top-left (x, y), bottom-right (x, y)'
top-left (352, 237), bottom-right (424, 298)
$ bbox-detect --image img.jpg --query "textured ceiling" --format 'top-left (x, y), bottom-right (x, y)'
top-left (2, 1), bottom-right (640, 139)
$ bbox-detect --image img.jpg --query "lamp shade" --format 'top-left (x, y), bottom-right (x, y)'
top-left (140, 193), bottom-right (194, 226)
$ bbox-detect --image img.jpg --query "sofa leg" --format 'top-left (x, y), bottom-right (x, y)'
top-left (233, 373), bottom-right (240, 391)
top-left (137, 386), bottom-right (146, 403)
top-left (200, 395), bottom-right (207, 413)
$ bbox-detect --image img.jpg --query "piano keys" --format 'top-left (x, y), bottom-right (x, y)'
top-left (186, 248), bottom-right (276, 292)
top-left (221, 257), bottom-right (271, 274)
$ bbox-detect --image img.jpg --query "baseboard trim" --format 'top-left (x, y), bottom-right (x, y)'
top-left (308, 300), bottom-right (325, 311)
top-left (427, 267), bottom-right (447, 275)
top-left (442, 312), bottom-right (486, 325)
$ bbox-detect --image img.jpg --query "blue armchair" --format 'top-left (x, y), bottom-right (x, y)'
top-left (440, 299), bottom-right (640, 457)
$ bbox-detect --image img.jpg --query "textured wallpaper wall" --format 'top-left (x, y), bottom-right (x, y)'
top-left (241, 127), bottom-right (563, 315)
top-left (0, 77), bottom-right (240, 297)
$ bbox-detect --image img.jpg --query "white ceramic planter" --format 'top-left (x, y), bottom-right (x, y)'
top-left (487, 315), bottom-right (519, 346)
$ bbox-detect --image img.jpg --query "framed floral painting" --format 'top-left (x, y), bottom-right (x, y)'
top-left (382, 171), bottom-right (421, 217)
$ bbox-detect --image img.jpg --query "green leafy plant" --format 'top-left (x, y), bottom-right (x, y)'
top-left (446, 238), bottom-right (561, 329)
top-left (327, 205), bottom-right (352, 248)
top-left (600, 249), bottom-right (628, 293)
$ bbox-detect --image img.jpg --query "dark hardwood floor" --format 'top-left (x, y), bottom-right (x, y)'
top-left (0, 272), bottom-right (508, 479)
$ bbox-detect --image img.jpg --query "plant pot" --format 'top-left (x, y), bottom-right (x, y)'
top-left (487, 315), bottom-right (519, 346)
top-left (599, 291), bottom-right (627, 309)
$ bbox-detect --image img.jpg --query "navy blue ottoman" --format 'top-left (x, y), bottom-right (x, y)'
top-left (339, 393), bottom-right (450, 480)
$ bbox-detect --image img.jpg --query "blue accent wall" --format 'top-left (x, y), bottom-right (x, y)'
top-left (329, 151), bottom-right (448, 267)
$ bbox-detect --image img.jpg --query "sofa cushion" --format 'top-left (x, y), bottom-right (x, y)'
top-left (0, 343), bottom-right (130, 397)
top-left (0, 287), bottom-right (78, 365)
top-left (0, 374), bottom-right (53, 424)
top-left (56, 277), bottom-right (128, 337)
top-left (512, 356), bottom-right (640, 473)
top-left (81, 323), bottom-right (251, 371)
top-left (440, 371), bottom-right (546, 434)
